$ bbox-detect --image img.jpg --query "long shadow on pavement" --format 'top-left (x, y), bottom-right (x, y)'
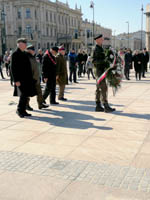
top-left (112, 111), bottom-right (150, 120)
top-left (30, 109), bottom-right (113, 131)
top-left (57, 100), bottom-right (124, 112)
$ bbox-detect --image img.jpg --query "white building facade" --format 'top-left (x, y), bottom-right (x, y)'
top-left (81, 19), bottom-right (112, 52)
top-left (0, 0), bottom-right (82, 53)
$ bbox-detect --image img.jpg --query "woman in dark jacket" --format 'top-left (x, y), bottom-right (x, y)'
top-left (133, 50), bottom-right (142, 80)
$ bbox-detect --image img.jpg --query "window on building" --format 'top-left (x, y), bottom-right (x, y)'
top-left (17, 8), bottom-right (21, 19)
top-left (47, 42), bottom-right (50, 49)
top-left (51, 28), bottom-right (53, 37)
top-left (46, 27), bottom-right (49, 36)
top-left (26, 8), bottom-right (31, 18)
top-left (35, 25), bottom-right (38, 31)
top-left (87, 30), bottom-right (90, 38)
top-left (35, 9), bottom-right (37, 19)
top-left (18, 26), bottom-right (22, 36)
top-left (46, 11), bottom-right (48, 21)
top-left (54, 13), bottom-right (56, 22)
top-left (75, 32), bottom-right (78, 39)
top-left (50, 13), bottom-right (52, 22)
top-left (26, 25), bottom-right (32, 34)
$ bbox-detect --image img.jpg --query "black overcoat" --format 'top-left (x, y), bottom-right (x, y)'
top-left (133, 53), bottom-right (142, 73)
top-left (124, 52), bottom-right (132, 69)
top-left (42, 50), bottom-right (57, 81)
top-left (10, 48), bottom-right (37, 97)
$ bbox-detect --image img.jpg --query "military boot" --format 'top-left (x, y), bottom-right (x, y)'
top-left (95, 102), bottom-right (104, 112)
top-left (104, 102), bottom-right (116, 113)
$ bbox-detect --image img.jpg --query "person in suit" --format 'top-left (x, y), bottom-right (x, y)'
top-left (42, 46), bottom-right (59, 105)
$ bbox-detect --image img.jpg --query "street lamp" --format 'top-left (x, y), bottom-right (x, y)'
top-left (1, 5), bottom-right (6, 55)
top-left (113, 30), bottom-right (116, 49)
top-left (141, 4), bottom-right (144, 50)
top-left (90, 1), bottom-right (95, 46)
top-left (126, 21), bottom-right (129, 48)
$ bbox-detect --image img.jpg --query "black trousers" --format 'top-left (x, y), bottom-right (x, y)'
top-left (43, 79), bottom-right (56, 103)
top-left (17, 94), bottom-right (28, 113)
top-left (87, 68), bottom-right (95, 79)
top-left (124, 67), bottom-right (130, 79)
top-left (0, 65), bottom-right (5, 79)
top-left (69, 67), bottom-right (77, 82)
top-left (78, 63), bottom-right (83, 77)
top-left (142, 63), bottom-right (147, 77)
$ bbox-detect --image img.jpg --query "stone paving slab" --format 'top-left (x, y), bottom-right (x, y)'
top-left (1, 71), bottom-right (150, 199)
top-left (0, 151), bottom-right (150, 194)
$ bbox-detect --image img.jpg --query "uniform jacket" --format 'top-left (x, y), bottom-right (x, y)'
top-left (56, 53), bottom-right (68, 85)
top-left (10, 48), bottom-right (37, 97)
top-left (92, 45), bottom-right (107, 77)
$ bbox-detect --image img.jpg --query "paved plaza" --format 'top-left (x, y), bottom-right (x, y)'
top-left (0, 70), bottom-right (150, 200)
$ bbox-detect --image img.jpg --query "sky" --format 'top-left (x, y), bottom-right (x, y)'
top-left (52, 0), bottom-right (150, 35)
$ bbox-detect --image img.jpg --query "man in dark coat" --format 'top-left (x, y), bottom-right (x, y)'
top-left (141, 48), bottom-right (149, 77)
top-left (92, 34), bottom-right (115, 113)
top-left (42, 46), bottom-right (59, 104)
top-left (10, 38), bottom-right (37, 118)
top-left (124, 49), bottom-right (132, 80)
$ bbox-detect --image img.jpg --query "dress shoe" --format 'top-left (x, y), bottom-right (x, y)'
top-left (58, 97), bottom-right (67, 101)
top-left (26, 105), bottom-right (33, 111)
top-left (50, 101), bottom-right (59, 105)
top-left (39, 103), bottom-right (49, 109)
top-left (74, 81), bottom-right (79, 83)
top-left (16, 110), bottom-right (24, 118)
top-left (23, 111), bottom-right (32, 116)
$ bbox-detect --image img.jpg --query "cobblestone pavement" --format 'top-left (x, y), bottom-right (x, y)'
top-left (1, 71), bottom-right (150, 199)
top-left (0, 151), bottom-right (150, 194)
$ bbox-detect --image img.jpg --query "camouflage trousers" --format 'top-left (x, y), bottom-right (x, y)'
top-left (95, 79), bottom-right (108, 104)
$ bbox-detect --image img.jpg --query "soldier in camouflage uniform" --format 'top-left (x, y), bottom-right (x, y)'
top-left (92, 34), bottom-right (115, 112)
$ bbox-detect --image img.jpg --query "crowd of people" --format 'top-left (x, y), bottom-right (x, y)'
top-left (120, 47), bottom-right (149, 81)
top-left (0, 36), bottom-right (149, 117)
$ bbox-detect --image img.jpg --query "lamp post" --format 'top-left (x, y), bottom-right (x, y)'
top-left (90, 1), bottom-right (95, 46)
top-left (1, 5), bottom-right (6, 55)
top-left (126, 21), bottom-right (129, 48)
top-left (114, 30), bottom-right (116, 49)
top-left (141, 4), bottom-right (144, 50)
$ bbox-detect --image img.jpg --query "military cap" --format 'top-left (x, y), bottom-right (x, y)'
top-left (17, 38), bottom-right (27, 44)
top-left (59, 47), bottom-right (65, 51)
top-left (51, 46), bottom-right (59, 52)
top-left (27, 45), bottom-right (35, 51)
top-left (94, 34), bottom-right (103, 40)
